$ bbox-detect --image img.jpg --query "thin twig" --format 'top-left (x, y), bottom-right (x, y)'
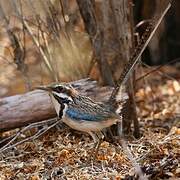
top-left (0, 118), bottom-right (60, 153)
top-left (0, 118), bottom-right (58, 153)
top-left (137, 134), bottom-right (180, 162)
top-left (116, 89), bottom-right (148, 180)
top-left (117, 140), bottom-right (148, 180)
top-left (136, 58), bottom-right (180, 82)
top-left (0, 1), bottom-right (31, 90)
top-left (10, 0), bottom-right (58, 82)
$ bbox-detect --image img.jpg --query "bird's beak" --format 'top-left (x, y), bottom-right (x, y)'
top-left (35, 86), bottom-right (52, 92)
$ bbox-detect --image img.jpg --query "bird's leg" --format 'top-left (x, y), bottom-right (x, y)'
top-left (94, 131), bottom-right (104, 155)
top-left (88, 131), bottom-right (104, 160)
top-left (89, 132), bottom-right (99, 148)
top-left (88, 132), bottom-right (100, 159)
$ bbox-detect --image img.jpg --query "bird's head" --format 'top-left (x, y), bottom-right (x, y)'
top-left (36, 83), bottom-right (78, 104)
top-left (36, 83), bottom-right (78, 117)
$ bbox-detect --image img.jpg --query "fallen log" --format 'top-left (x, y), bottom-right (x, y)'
top-left (0, 79), bottom-right (113, 132)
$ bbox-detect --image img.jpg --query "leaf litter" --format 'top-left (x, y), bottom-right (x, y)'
top-left (0, 71), bottom-right (179, 180)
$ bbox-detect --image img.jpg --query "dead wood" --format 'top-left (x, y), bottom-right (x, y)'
top-left (0, 79), bottom-right (112, 132)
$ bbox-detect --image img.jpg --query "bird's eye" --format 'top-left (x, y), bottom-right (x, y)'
top-left (53, 86), bottom-right (63, 93)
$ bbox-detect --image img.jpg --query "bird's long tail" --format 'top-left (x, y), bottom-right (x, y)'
top-left (109, 2), bottom-right (171, 103)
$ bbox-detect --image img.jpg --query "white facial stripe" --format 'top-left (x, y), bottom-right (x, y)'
top-left (62, 104), bottom-right (68, 118)
top-left (52, 91), bottom-right (73, 102)
top-left (53, 91), bottom-right (68, 98)
top-left (54, 84), bottom-right (71, 90)
top-left (50, 94), bottom-right (68, 118)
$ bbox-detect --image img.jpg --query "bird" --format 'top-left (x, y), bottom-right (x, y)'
top-left (36, 3), bottom-right (170, 156)
top-left (36, 83), bottom-right (128, 155)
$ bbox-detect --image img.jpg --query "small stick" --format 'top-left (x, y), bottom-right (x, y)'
top-left (0, 118), bottom-right (58, 153)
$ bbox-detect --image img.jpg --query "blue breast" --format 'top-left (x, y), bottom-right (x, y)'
top-left (66, 108), bottom-right (105, 121)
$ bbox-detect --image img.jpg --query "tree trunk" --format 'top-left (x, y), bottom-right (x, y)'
top-left (76, 0), bottom-right (115, 86)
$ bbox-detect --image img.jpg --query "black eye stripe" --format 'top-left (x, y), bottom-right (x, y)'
top-left (52, 86), bottom-right (63, 93)
top-left (59, 104), bottom-right (65, 118)
top-left (60, 97), bottom-right (71, 104)
top-left (53, 94), bottom-right (62, 104)
top-left (52, 86), bottom-right (71, 95)
top-left (53, 94), bottom-right (65, 118)
top-left (53, 94), bottom-right (71, 104)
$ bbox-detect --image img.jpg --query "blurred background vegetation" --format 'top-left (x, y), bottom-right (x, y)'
top-left (0, 0), bottom-right (179, 97)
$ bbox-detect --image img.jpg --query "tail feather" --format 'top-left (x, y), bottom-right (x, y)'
top-left (109, 2), bottom-right (171, 103)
